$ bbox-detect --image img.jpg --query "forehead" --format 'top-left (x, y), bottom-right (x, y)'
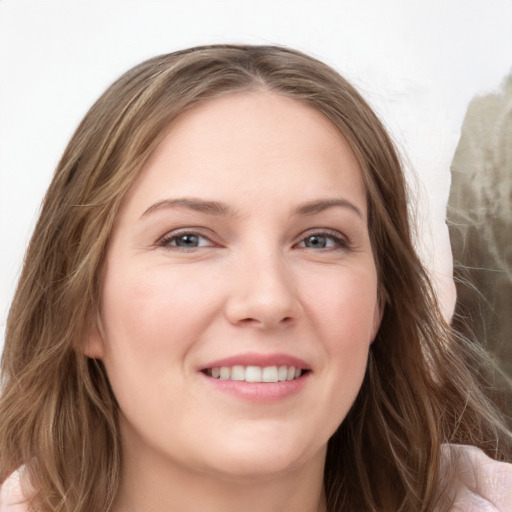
top-left (122, 91), bottom-right (366, 216)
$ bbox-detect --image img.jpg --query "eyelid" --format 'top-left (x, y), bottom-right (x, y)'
top-left (295, 228), bottom-right (351, 249)
top-left (154, 227), bottom-right (351, 251)
top-left (156, 227), bottom-right (218, 249)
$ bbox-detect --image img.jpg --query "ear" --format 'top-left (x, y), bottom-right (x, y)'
top-left (81, 314), bottom-right (105, 359)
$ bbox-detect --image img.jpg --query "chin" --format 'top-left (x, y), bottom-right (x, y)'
top-left (208, 455), bottom-right (303, 481)
top-left (199, 434), bottom-right (325, 481)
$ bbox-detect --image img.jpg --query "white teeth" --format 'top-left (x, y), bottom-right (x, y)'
top-left (262, 366), bottom-right (278, 382)
top-left (206, 365), bottom-right (304, 382)
top-left (245, 366), bottom-right (262, 382)
top-left (231, 365), bottom-right (245, 381)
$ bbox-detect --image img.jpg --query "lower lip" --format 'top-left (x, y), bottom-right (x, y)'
top-left (200, 372), bottom-right (310, 402)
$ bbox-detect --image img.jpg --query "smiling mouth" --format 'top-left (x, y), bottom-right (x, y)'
top-left (202, 365), bottom-right (307, 383)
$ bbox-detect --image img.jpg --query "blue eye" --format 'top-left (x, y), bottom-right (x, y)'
top-left (172, 234), bottom-right (201, 247)
top-left (298, 232), bottom-right (348, 250)
top-left (303, 235), bottom-right (329, 248)
top-left (159, 232), bottom-right (212, 249)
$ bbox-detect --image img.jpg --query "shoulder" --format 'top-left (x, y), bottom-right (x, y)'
top-left (441, 444), bottom-right (512, 511)
top-left (0, 470), bottom-right (29, 512)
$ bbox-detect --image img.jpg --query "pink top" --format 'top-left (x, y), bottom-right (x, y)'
top-left (0, 470), bottom-right (25, 512)
top-left (1, 445), bottom-right (511, 511)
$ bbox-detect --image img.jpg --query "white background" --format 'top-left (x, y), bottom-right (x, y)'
top-left (1, 0), bottom-right (512, 350)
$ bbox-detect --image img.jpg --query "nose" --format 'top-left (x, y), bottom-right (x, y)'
top-left (224, 250), bottom-right (301, 329)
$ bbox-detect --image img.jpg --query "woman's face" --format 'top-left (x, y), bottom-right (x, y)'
top-left (88, 92), bottom-right (381, 479)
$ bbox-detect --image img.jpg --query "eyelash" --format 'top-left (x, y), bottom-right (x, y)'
top-left (156, 228), bottom-right (351, 252)
top-left (296, 229), bottom-right (351, 251)
top-left (157, 229), bottom-right (215, 250)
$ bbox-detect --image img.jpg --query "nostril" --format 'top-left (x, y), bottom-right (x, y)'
top-left (236, 316), bottom-right (294, 328)
top-left (240, 317), bottom-right (258, 325)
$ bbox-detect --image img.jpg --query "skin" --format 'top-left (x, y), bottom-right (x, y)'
top-left (86, 92), bottom-right (382, 512)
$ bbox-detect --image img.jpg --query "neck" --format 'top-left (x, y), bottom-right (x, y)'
top-left (113, 433), bottom-right (327, 512)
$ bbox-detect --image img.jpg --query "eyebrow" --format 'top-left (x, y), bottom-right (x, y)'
top-left (294, 198), bottom-right (364, 219)
top-left (141, 198), bottom-right (239, 218)
top-left (141, 197), bottom-right (363, 220)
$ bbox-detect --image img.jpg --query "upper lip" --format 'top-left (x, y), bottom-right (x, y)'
top-left (200, 352), bottom-right (311, 371)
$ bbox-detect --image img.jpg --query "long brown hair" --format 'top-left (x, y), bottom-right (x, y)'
top-left (1, 44), bottom-right (511, 512)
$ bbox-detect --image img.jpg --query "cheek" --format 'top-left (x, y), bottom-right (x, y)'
top-left (98, 262), bottom-right (223, 391)
top-left (303, 266), bottom-right (379, 350)
top-left (102, 264), bottom-right (216, 344)
top-left (98, 263), bottom-right (225, 429)
top-left (300, 266), bottom-right (378, 421)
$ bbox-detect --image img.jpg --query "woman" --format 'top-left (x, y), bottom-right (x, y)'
top-left (1, 44), bottom-right (511, 512)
